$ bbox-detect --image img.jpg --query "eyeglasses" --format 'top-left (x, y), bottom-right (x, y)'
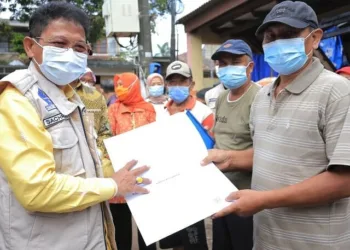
top-left (34, 37), bottom-right (89, 54)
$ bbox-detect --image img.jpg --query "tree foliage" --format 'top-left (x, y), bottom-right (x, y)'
top-left (149, 0), bottom-right (169, 33)
top-left (0, 21), bottom-right (13, 38)
top-left (149, 0), bottom-right (168, 16)
top-left (155, 42), bottom-right (170, 57)
top-left (3, 0), bottom-right (104, 44)
top-left (0, 21), bottom-right (27, 62)
top-left (0, 0), bottom-right (169, 54)
top-left (119, 48), bottom-right (139, 62)
top-left (10, 32), bottom-right (25, 54)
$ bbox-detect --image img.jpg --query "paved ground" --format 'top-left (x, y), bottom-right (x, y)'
top-left (132, 218), bottom-right (213, 250)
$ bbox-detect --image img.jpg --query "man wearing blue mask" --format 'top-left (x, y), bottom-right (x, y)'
top-left (164, 61), bottom-right (214, 132)
top-left (209, 39), bottom-right (260, 250)
top-left (0, 2), bottom-right (151, 250)
top-left (202, 1), bottom-right (350, 250)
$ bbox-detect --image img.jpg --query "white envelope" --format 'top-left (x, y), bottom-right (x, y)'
top-left (104, 112), bottom-right (237, 246)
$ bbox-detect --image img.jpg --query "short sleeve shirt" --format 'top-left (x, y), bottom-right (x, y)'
top-left (214, 83), bottom-right (260, 189)
top-left (250, 58), bottom-right (350, 250)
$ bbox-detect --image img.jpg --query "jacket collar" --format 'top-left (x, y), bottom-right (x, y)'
top-left (29, 62), bottom-right (84, 116)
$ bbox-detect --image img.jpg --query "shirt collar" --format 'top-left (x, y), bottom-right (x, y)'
top-left (166, 95), bottom-right (196, 111)
top-left (29, 62), bottom-right (83, 116)
top-left (270, 57), bottom-right (324, 96)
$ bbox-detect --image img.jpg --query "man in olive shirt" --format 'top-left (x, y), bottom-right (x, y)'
top-left (211, 39), bottom-right (260, 250)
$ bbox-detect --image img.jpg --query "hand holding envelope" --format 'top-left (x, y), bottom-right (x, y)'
top-left (104, 113), bottom-right (237, 245)
top-left (111, 159), bottom-right (152, 196)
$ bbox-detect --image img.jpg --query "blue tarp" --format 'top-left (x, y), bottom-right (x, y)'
top-left (252, 54), bottom-right (278, 82)
top-left (319, 27), bottom-right (344, 70)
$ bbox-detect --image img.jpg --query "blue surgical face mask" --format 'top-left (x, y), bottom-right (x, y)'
top-left (168, 86), bottom-right (190, 104)
top-left (263, 33), bottom-right (313, 75)
top-left (217, 64), bottom-right (250, 89)
top-left (33, 39), bottom-right (88, 86)
top-left (149, 85), bottom-right (164, 97)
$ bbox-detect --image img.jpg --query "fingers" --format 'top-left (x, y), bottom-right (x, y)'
top-left (212, 203), bottom-right (236, 219)
top-left (124, 160), bottom-right (138, 171)
top-left (200, 150), bottom-right (215, 166)
top-left (131, 165), bottom-right (150, 176)
top-left (226, 191), bottom-right (240, 202)
top-left (133, 185), bottom-right (150, 194)
top-left (216, 163), bottom-right (228, 171)
top-left (138, 177), bottom-right (152, 185)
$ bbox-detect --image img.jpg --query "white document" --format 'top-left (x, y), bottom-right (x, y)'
top-left (104, 113), bottom-right (237, 246)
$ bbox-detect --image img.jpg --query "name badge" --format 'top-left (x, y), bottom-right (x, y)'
top-left (43, 113), bottom-right (69, 128)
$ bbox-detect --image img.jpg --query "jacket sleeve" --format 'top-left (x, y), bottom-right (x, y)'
top-left (0, 88), bottom-right (116, 213)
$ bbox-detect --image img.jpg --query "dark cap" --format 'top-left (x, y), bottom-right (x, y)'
top-left (255, 1), bottom-right (318, 36)
top-left (211, 39), bottom-right (253, 60)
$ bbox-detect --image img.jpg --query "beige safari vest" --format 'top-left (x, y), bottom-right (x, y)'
top-left (0, 63), bottom-right (117, 250)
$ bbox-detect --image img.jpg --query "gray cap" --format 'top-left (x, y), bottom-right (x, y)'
top-left (166, 61), bottom-right (192, 80)
top-left (211, 39), bottom-right (253, 60)
top-left (256, 1), bottom-right (318, 36)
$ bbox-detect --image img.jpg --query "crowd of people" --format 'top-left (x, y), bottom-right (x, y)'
top-left (1, 1), bottom-right (350, 250)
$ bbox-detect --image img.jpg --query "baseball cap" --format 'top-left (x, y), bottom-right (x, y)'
top-left (211, 39), bottom-right (253, 60)
top-left (336, 66), bottom-right (350, 75)
top-left (255, 1), bottom-right (319, 36)
top-left (166, 61), bottom-right (192, 80)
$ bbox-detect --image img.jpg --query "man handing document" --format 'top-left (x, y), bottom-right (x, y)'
top-left (104, 112), bottom-right (237, 246)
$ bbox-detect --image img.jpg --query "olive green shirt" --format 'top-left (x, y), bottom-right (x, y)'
top-left (214, 83), bottom-right (260, 189)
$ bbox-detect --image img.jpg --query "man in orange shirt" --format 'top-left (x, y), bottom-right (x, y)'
top-left (164, 61), bottom-right (214, 131)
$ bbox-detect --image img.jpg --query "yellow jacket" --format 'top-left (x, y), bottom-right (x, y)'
top-left (0, 64), bottom-right (117, 250)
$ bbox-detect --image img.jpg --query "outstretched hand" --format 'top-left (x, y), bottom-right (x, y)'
top-left (213, 190), bottom-right (268, 218)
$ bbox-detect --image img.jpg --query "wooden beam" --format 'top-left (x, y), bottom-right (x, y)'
top-left (184, 0), bottom-right (247, 33)
top-left (314, 0), bottom-right (350, 20)
top-left (208, 0), bottom-right (276, 32)
top-left (214, 19), bottom-right (263, 36)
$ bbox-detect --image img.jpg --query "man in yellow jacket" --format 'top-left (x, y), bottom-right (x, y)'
top-left (0, 2), bottom-right (151, 250)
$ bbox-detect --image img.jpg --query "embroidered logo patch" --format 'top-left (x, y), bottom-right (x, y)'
top-left (171, 63), bottom-right (182, 70)
top-left (43, 113), bottom-right (68, 128)
top-left (38, 88), bottom-right (57, 111)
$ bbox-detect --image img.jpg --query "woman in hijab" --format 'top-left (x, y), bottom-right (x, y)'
top-left (108, 72), bottom-right (156, 250)
top-left (109, 72), bottom-right (156, 135)
top-left (146, 73), bottom-right (168, 119)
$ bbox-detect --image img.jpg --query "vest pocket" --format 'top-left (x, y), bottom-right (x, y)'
top-left (49, 123), bottom-right (86, 177)
top-left (26, 212), bottom-right (88, 250)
